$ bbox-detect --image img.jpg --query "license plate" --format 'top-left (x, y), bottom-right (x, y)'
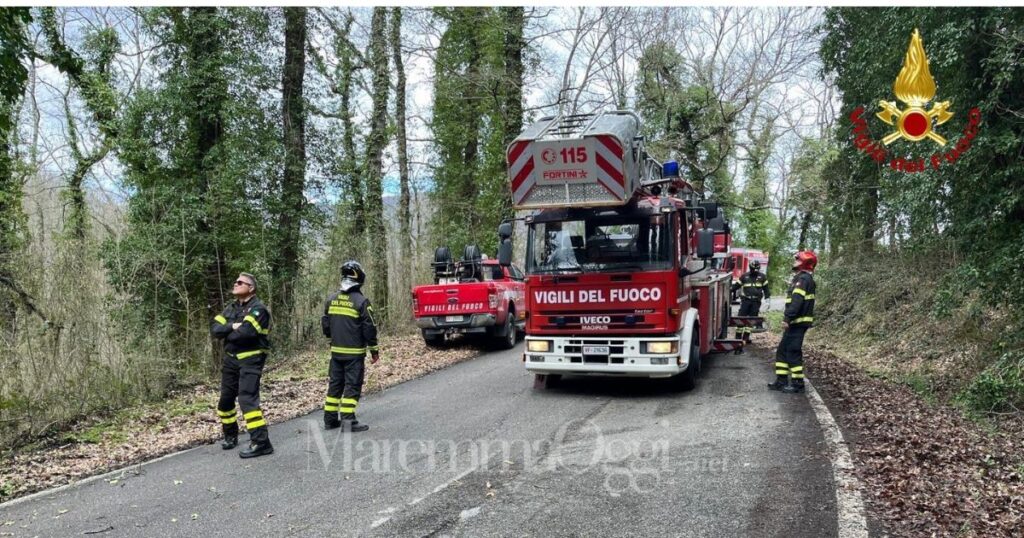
top-left (445, 315), bottom-right (464, 322)
top-left (583, 345), bottom-right (610, 355)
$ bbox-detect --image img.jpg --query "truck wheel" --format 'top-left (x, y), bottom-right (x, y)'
top-left (533, 374), bottom-right (561, 390)
top-left (496, 311), bottom-right (516, 350)
top-left (423, 330), bottom-right (444, 348)
top-left (677, 330), bottom-right (700, 390)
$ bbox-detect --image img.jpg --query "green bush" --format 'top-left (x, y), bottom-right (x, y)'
top-left (957, 350), bottom-right (1024, 415)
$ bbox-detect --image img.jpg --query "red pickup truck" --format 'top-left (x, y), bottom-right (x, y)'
top-left (412, 246), bottom-right (526, 349)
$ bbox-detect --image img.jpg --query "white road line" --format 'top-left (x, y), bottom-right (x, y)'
top-left (408, 466), bottom-right (476, 506)
top-left (459, 505), bottom-right (481, 521)
top-left (371, 456), bottom-right (482, 529)
top-left (806, 381), bottom-right (869, 538)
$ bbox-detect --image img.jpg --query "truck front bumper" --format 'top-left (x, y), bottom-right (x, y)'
top-left (416, 313), bottom-right (497, 335)
top-left (523, 335), bottom-right (687, 378)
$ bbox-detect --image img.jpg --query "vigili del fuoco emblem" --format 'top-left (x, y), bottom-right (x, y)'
top-left (876, 29), bottom-right (953, 146)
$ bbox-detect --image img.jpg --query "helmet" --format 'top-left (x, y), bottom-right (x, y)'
top-left (749, 260), bottom-right (761, 272)
top-left (341, 260), bottom-right (366, 284)
top-left (792, 250), bottom-right (818, 272)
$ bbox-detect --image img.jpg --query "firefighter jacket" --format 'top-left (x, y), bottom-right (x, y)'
top-left (211, 297), bottom-right (271, 359)
top-left (738, 270), bottom-right (770, 300)
top-left (321, 283), bottom-right (379, 359)
top-left (783, 271), bottom-right (816, 328)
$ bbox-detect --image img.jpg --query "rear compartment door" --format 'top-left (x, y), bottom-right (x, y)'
top-left (415, 284), bottom-right (492, 320)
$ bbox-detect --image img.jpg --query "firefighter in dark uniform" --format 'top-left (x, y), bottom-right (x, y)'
top-left (769, 251), bottom-right (817, 394)
top-left (211, 272), bottom-right (273, 457)
top-left (322, 261), bottom-right (380, 432)
top-left (735, 260), bottom-right (769, 344)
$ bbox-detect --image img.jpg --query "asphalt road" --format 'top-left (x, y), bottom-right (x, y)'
top-left (0, 337), bottom-right (837, 537)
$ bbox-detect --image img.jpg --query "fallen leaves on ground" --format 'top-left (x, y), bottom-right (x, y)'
top-left (0, 334), bottom-right (485, 503)
top-left (754, 332), bottom-right (1024, 537)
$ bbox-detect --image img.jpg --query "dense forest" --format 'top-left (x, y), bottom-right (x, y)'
top-left (1, 6), bottom-right (1021, 448)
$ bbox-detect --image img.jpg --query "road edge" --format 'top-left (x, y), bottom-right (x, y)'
top-left (0, 445), bottom-right (203, 511)
top-left (806, 380), bottom-right (869, 538)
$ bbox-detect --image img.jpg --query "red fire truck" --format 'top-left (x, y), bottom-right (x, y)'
top-left (497, 110), bottom-right (751, 389)
top-left (412, 246), bottom-right (526, 349)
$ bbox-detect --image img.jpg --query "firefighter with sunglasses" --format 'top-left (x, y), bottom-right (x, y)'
top-left (211, 272), bottom-right (273, 457)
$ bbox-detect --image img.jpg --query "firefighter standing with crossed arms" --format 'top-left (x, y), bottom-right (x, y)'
top-left (322, 261), bottom-right (380, 431)
top-left (769, 251), bottom-right (817, 394)
top-left (211, 272), bottom-right (274, 458)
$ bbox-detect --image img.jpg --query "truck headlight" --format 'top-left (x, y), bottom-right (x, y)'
top-left (644, 341), bottom-right (677, 354)
top-left (527, 340), bottom-right (551, 352)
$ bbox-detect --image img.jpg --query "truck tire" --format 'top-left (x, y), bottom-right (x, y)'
top-left (533, 373), bottom-right (561, 390)
top-left (496, 309), bottom-right (516, 350)
top-left (677, 329), bottom-right (701, 391)
top-left (423, 330), bottom-right (444, 348)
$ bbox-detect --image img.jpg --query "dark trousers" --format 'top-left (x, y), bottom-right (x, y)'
top-left (217, 353), bottom-right (269, 444)
top-left (325, 356), bottom-right (366, 422)
top-left (737, 298), bottom-right (761, 340)
top-left (774, 325), bottom-right (809, 384)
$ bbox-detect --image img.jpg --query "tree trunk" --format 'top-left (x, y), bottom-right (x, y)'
top-left (340, 13), bottom-right (362, 249)
top-left (501, 7), bottom-right (525, 146)
top-left (183, 7), bottom-right (229, 372)
top-left (0, 99), bottom-right (25, 338)
top-left (275, 6), bottom-right (308, 336)
top-left (863, 183), bottom-right (878, 252)
top-left (364, 7), bottom-right (390, 329)
top-left (461, 12), bottom-right (482, 227)
top-left (391, 8), bottom-right (411, 298)
top-left (798, 211), bottom-right (813, 250)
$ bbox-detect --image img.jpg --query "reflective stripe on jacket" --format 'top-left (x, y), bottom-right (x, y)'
top-left (211, 297), bottom-right (271, 358)
top-left (322, 286), bottom-right (379, 358)
top-left (783, 271), bottom-right (816, 327)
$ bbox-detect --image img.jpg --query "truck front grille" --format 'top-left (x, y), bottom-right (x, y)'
top-left (564, 339), bottom-right (626, 365)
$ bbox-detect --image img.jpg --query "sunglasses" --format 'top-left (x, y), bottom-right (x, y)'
top-left (234, 280), bottom-right (253, 287)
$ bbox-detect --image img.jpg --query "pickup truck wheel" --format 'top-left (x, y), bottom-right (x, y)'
top-left (496, 311), bottom-right (516, 350)
top-left (423, 330), bottom-right (444, 348)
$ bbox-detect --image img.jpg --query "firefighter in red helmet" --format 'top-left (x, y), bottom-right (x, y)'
top-left (769, 250), bottom-right (817, 394)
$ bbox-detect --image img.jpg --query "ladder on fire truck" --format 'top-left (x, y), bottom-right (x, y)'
top-left (539, 112), bottom-right (600, 139)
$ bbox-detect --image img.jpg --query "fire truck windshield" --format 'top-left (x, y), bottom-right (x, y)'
top-left (526, 213), bottom-right (673, 274)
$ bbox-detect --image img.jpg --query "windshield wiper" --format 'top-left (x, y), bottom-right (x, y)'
top-left (594, 265), bottom-right (645, 273)
top-left (532, 265), bottom-right (585, 275)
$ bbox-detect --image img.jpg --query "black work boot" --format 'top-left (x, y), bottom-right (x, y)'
top-left (767, 377), bottom-right (788, 391)
top-left (221, 435), bottom-right (238, 450)
top-left (783, 381), bottom-right (805, 394)
top-left (342, 419), bottom-right (369, 432)
top-left (324, 412), bottom-right (341, 430)
top-left (239, 440), bottom-right (274, 458)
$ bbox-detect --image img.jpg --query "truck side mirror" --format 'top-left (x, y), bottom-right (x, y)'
top-left (497, 221), bottom-right (514, 266)
top-left (498, 239), bottom-right (513, 266)
top-left (699, 202), bottom-right (719, 221)
top-left (696, 229), bottom-right (715, 259)
top-left (497, 221), bottom-right (513, 240)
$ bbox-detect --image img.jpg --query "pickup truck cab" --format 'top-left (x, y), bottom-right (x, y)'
top-left (412, 247), bottom-right (526, 349)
